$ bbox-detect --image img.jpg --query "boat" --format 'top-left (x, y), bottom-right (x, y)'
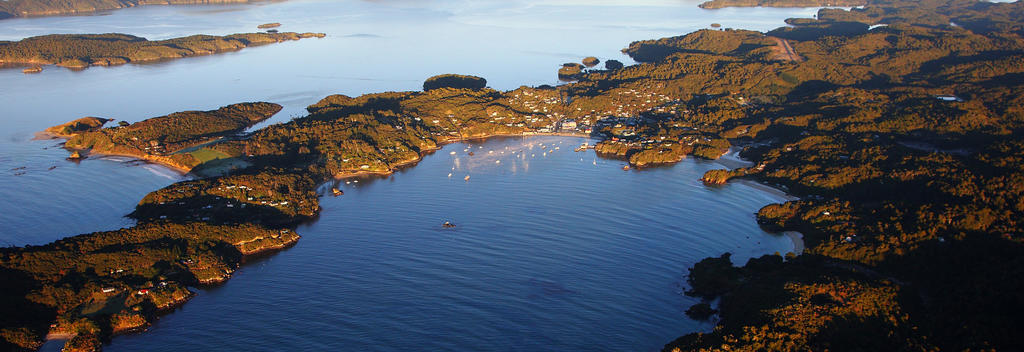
top-left (464, 175), bottom-right (471, 181)
top-left (622, 165), bottom-right (630, 171)
top-left (442, 221), bottom-right (456, 228)
top-left (468, 151), bottom-right (475, 156)
top-left (22, 66), bottom-right (42, 74)
top-left (331, 188), bottom-right (344, 196)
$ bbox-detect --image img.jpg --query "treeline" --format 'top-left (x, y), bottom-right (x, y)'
top-left (0, 32), bottom-right (325, 70)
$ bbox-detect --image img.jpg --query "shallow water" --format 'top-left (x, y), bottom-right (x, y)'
top-left (0, 1), bottom-right (819, 350)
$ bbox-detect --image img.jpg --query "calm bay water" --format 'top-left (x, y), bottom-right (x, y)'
top-left (108, 136), bottom-right (795, 351)
top-left (0, 1), bottom-right (819, 350)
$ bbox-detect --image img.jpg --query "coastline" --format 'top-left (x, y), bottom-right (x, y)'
top-left (714, 146), bottom-right (804, 254)
top-left (784, 231), bottom-right (804, 255)
top-left (76, 149), bottom-right (195, 174)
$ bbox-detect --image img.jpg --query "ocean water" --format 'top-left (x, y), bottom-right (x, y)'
top-left (0, 1), bottom-right (821, 350)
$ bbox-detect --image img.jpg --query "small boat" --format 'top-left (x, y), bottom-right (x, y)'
top-left (622, 165), bottom-right (630, 171)
top-left (464, 175), bottom-right (471, 181)
top-left (22, 66), bottom-right (42, 74)
top-left (495, 160), bottom-right (500, 164)
top-left (331, 188), bottom-right (344, 196)
top-left (450, 151), bottom-right (457, 155)
top-left (448, 173), bottom-right (453, 178)
top-left (468, 152), bottom-right (475, 156)
top-left (443, 221), bottom-right (456, 228)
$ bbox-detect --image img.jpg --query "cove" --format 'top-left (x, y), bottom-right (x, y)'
top-left (105, 136), bottom-right (796, 351)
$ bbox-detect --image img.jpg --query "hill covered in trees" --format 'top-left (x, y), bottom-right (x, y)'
top-left (4, 0), bottom-right (1024, 350)
top-left (0, 32), bottom-right (325, 70)
top-left (0, 0), bottom-right (258, 19)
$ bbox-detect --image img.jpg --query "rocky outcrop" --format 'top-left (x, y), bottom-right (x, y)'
top-left (557, 63), bottom-right (584, 80)
top-left (604, 59), bottom-right (624, 70)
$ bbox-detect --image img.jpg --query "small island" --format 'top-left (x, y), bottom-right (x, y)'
top-left (423, 74), bottom-right (487, 91)
top-left (0, 32), bottom-right (326, 71)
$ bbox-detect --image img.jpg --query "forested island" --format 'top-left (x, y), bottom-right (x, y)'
top-left (3, 0), bottom-right (1024, 350)
top-left (0, 32), bottom-right (325, 70)
top-left (0, 0), bottom-right (261, 20)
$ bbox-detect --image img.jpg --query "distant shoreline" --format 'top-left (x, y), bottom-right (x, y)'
top-left (0, 0), bottom-right (264, 20)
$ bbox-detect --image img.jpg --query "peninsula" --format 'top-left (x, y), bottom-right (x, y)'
top-left (0, 32), bottom-right (325, 70)
top-left (0, 0), bottom-right (263, 20)
top-left (41, 117), bottom-right (112, 139)
top-left (3, 0), bottom-right (1024, 351)
top-left (58, 102), bottom-right (282, 172)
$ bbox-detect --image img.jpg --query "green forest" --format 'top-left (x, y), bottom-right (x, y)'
top-left (4, 0), bottom-right (1024, 350)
